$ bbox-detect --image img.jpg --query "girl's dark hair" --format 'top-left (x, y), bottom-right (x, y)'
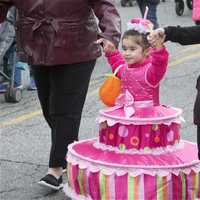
top-left (122, 29), bottom-right (150, 49)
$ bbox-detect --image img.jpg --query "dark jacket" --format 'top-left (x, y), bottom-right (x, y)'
top-left (164, 25), bottom-right (200, 124)
top-left (164, 26), bottom-right (200, 45)
top-left (0, 0), bottom-right (121, 66)
top-left (164, 25), bottom-right (200, 91)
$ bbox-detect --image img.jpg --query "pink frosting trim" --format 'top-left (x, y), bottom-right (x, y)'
top-left (93, 141), bottom-right (184, 155)
top-left (99, 107), bottom-right (182, 124)
top-left (67, 151), bottom-right (200, 176)
top-left (97, 114), bottom-right (182, 126)
top-left (67, 139), bottom-right (200, 176)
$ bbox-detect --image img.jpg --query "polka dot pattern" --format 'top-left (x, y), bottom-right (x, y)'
top-left (119, 144), bottom-right (126, 151)
top-left (118, 125), bottom-right (129, 137)
top-left (109, 133), bottom-right (114, 140)
top-left (99, 123), bottom-right (180, 150)
top-left (130, 136), bottom-right (139, 147)
top-left (167, 130), bottom-right (174, 142)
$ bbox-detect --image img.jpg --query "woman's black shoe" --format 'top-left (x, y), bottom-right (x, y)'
top-left (38, 174), bottom-right (63, 190)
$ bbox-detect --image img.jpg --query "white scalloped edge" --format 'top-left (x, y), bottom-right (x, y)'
top-left (67, 140), bottom-right (200, 177)
top-left (97, 115), bottom-right (182, 126)
top-left (93, 141), bottom-right (184, 155)
top-left (63, 184), bottom-right (91, 200)
top-left (67, 152), bottom-right (200, 177)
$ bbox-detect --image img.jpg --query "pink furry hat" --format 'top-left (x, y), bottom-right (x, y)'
top-left (127, 7), bottom-right (154, 34)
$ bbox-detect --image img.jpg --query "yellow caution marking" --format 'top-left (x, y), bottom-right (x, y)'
top-left (0, 110), bottom-right (42, 128)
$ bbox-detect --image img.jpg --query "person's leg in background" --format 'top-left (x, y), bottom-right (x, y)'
top-left (146, 3), bottom-right (159, 29)
top-left (136, 0), bottom-right (159, 29)
top-left (136, 0), bottom-right (146, 16)
top-left (197, 125), bottom-right (200, 159)
top-left (32, 60), bottom-right (96, 190)
top-left (194, 76), bottom-right (200, 160)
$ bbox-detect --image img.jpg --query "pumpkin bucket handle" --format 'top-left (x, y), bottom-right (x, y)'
top-left (113, 65), bottom-right (123, 76)
top-left (99, 65), bottom-right (123, 107)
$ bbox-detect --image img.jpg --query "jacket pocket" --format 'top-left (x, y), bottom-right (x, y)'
top-left (54, 22), bottom-right (98, 50)
top-left (54, 24), bottom-right (80, 48)
top-left (78, 25), bottom-right (98, 47)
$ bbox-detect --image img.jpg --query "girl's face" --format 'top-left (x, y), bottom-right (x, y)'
top-left (122, 36), bottom-right (147, 65)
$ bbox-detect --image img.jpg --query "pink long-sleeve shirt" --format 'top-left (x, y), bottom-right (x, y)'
top-left (105, 47), bottom-right (169, 105)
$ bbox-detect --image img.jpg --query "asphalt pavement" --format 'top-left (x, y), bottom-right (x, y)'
top-left (0, 0), bottom-right (200, 199)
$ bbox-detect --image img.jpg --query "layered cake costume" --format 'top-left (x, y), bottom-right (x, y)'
top-left (64, 17), bottom-right (200, 199)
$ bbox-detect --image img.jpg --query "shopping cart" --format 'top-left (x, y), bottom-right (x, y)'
top-left (175, 0), bottom-right (192, 16)
top-left (0, 6), bottom-right (24, 102)
top-left (0, 42), bottom-right (23, 102)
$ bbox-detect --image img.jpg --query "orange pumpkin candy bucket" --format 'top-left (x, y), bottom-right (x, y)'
top-left (99, 66), bottom-right (122, 107)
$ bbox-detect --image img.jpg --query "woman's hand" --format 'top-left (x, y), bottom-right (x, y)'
top-left (148, 28), bottom-right (166, 49)
top-left (96, 38), bottom-right (116, 53)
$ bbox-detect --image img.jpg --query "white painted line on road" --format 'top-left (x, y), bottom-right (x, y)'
top-left (0, 110), bottom-right (42, 128)
top-left (169, 51), bottom-right (200, 67)
top-left (0, 90), bottom-right (99, 128)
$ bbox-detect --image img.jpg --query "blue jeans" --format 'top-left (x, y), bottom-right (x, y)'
top-left (136, 0), bottom-right (159, 29)
top-left (147, 4), bottom-right (158, 29)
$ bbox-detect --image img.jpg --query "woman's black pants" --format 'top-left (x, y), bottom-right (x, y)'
top-left (194, 91), bottom-right (200, 160)
top-left (31, 60), bottom-right (96, 168)
top-left (194, 76), bottom-right (200, 159)
top-left (197, 125), bottom-right (200, 159)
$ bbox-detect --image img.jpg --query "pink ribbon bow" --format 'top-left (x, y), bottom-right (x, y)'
top-left (115, 90), bottom-right (135, 118)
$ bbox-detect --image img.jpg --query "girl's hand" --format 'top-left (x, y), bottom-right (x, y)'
top-left (152, 34), bottom-right (165, 49)
top-left (96, 38), bottom-right (116, 53)
top-left (148, 28), bottom-right (166, 49)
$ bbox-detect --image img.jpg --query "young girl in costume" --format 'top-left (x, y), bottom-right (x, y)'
top-left (64, 14), bottom-right (200, 200)
top-left (98, 17), bottom-right (181, 135)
